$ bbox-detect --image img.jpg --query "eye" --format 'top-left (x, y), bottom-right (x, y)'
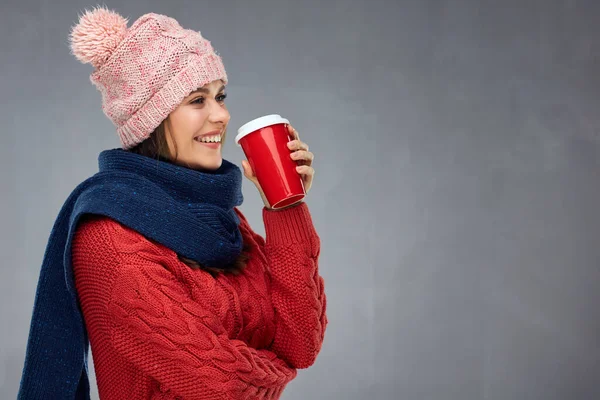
top-left (190, 93), bottom-right (227, 105)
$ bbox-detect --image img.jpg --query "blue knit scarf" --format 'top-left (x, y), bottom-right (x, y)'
top-left (18, 148), bottom-right (244, 399)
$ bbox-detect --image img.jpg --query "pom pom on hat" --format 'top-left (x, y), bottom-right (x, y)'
top-left (69, 6), bottom-right (128, 68)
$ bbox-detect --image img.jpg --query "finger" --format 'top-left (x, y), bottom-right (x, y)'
top-left (290, 150), bottom-right (314, 163)
top-left (287, 124), bottom-right (300, 140)
top-left (287, 140), bottom-right (309, 151)
top-left (295, 165), bottom-right (315, 175)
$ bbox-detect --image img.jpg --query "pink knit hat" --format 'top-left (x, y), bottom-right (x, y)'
top-left (69, 6), bottom-right (228, 149)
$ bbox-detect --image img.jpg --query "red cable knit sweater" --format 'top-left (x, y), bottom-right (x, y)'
top-left (71, 202), bottom-right (327, 399)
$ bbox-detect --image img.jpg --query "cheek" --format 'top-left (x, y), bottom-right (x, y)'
top-left (171, 109), bottom-right (210, 141)
top-left (189, 110), bottom-right (211, 133)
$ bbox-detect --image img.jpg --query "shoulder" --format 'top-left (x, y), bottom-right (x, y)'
top-left (233, 207), bottom-right (265, 248)
top-left (234, 207), bottom-right (249, 225)
top-left (73, 214), bottom-right (166, 257)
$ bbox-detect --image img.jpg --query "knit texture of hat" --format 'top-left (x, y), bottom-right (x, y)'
top-left (69, 6), bottom-right (228, 149)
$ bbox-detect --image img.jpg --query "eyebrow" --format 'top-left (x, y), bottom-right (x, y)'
top-left (189, 85), bottom-right (226, 96)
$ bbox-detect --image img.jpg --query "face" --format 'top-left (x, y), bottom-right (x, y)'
top-left (164, 79), bottom-right (230, 170)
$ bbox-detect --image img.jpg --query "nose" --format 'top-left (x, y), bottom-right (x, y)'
top-left (208, 98), bottom-right (230, 126)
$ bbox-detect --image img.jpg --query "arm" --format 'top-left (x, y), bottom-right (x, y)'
top-left (239, 202), bottom-right (328, 369)
top-left (109, 261), bottom-right (295, 399)
top-left (74, 218), bottom-right (296, 400)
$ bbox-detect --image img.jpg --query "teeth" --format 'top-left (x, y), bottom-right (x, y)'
top-left (197, 135), bottom-right (221, 143)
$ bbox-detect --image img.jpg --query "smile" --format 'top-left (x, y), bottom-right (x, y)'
top-left (195, 134), bottom-right (222, 143)
top-left (194, 138), bottom-right (221, 149)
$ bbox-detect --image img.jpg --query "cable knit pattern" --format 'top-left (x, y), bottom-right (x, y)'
top-left (71, 202), bottom-right (327, 399)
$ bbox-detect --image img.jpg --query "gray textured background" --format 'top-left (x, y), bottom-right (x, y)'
top-left (2, 0), bottom-right (600, 399)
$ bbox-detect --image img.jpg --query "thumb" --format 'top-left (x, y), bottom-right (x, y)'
top-left (241, 160), bottom-right (256, 181)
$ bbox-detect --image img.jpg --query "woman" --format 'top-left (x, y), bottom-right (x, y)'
top-left (18, 6), bottom-right (327, 400)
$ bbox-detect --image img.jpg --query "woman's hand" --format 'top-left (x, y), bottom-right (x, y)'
top-left (285, 124), bottom-right (314, 194)
top-left (241, 124), bottom-right (315, 209)
top-left (241, 158), bottom-right (271, 209)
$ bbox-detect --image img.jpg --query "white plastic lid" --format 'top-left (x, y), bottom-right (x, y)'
top-left (235, 114), bottom-right (290, 146)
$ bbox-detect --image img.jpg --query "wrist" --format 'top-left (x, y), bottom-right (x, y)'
top-left (264, 200), bottom-right (304, 211)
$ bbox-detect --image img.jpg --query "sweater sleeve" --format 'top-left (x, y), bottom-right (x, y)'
top-left (75, 218), bottom-right (296, 400)
top-left (260, 201), bottom-right (328, 369)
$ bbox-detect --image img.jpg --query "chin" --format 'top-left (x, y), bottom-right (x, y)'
top-left (192, 157), bottom-right (223, 171)
top-left (177, 144), bottom-right (224, 171)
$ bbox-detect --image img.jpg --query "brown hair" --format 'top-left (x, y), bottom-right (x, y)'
top-left (129, 118), bottom-right (250, 276)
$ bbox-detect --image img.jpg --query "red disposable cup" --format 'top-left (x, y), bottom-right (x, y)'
top-left (235, 114), bottom-right (306, 209)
